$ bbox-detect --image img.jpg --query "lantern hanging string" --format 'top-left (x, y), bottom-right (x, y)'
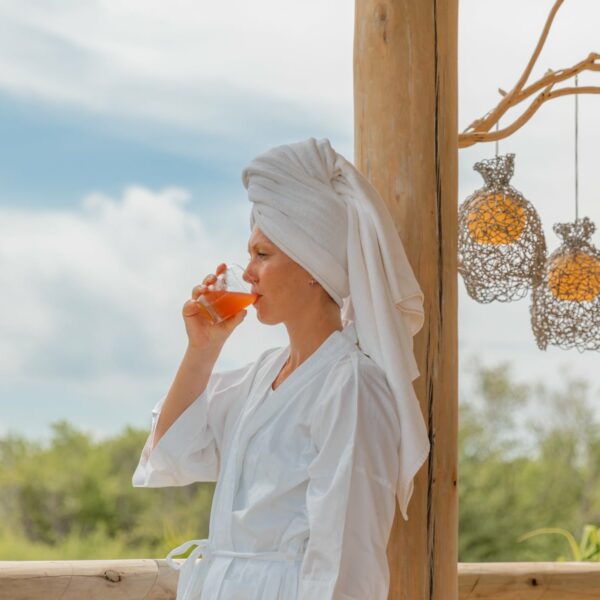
top-left (574, 73), bottom-right (579, 221)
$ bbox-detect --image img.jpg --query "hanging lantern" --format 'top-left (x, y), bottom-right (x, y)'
top-left (458, 153), bottom-right (546, 303)
top-left (531, 217), bottom-right (600, 351)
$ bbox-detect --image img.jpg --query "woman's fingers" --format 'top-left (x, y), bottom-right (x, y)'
top-left (182, 298), bottom-right (203, 317)
top-left (192, 284), bottom-right (208, 300)
top-left (192, 276), bottom-right (217, 299)
top-left (190, 264), bottom-right (227, 300)
top-left (220, 308), bottom-right (247, 332)
top-left (202, 273), bottom-right (217, 286)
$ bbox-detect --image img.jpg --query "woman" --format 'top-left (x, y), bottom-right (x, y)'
top-left (132, 138), bottom-right (430, 599)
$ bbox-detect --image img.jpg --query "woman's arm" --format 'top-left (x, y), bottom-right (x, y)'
top-left (132, 356), bottom-right (257, 488)
top-left (149, 264), bottom-right (250, 446)
top-left (151, 344), bottom-right (221, 450)
top-left (134, 263), bottom-right (250, 486)
top-left (152, 262), bottom-right (249, 448)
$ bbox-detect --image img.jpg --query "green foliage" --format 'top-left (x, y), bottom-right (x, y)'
top-left (1, 361), bottom-right (598, 560)
top-left (459, 362), bottom-right (600, 561)
top-left (0, 420), bottom-right (215, 559)
top-left (518, 524), bottom-right (600, 562)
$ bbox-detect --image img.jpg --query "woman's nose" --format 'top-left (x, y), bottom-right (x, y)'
top-left (242, 265), bottom-right (254, 285)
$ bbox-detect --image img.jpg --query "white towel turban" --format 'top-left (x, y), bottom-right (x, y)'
top-left (241, 137), bottom-right (430, 521)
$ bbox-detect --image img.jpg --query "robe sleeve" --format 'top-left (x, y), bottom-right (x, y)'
top-left (131, 359), bottom-right (257, 488)
top-left (298, 353), bottom-right (400, 600)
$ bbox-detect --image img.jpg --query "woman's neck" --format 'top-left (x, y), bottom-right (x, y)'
top-left (282, 305), bottom-right (343, 372)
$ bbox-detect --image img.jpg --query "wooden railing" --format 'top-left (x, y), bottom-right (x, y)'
top-left (1, 561), bottom-right (600, 599)
top-left (459, 562), bottom-right (600, 599)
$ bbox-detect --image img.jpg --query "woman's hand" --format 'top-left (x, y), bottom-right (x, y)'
top-left (182, 263), bottom-right (247, 351)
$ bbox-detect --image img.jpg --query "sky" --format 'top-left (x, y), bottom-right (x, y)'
top-left (1, 0), bottom-right (599, 443)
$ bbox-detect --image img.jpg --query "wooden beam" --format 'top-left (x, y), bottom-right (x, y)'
top-left (3, 561), bottom-right (600, 599)
top-left (354, 1), bottom-right (458, 599)
top-left (0, 559), bottom-right (177, 600)
top-left (459, 562), bottom-right (600, 600)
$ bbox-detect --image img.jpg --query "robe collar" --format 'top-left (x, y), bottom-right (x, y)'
top-left (276, 320), bottom-right (358, 386)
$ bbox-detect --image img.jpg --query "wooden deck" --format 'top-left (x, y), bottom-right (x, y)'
top-left (0, 560), bottom-right (599, 599)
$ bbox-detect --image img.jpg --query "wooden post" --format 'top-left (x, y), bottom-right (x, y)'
top-left (354, 1), bottom-right (458, 600)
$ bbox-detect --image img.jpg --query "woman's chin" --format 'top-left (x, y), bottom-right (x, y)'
top-left (255, 306), bottom-right (281, 326)
top-left (256, 313), bottom-right (274, 325)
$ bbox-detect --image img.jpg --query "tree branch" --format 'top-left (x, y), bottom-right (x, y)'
top-left (461, 0), bottom-right (566, 136)
top-left (511, 0), bottom-right (564, 100)
top-left (514, 53), bottom-right (600, 105)
top-left (459, 0), bottom-right (600, 148)
top-left (459, 86), bottom-right (600, 148)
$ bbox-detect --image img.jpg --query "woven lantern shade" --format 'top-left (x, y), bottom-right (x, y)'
top-left (458, 154), bottom-right (546, 303)
top-left (531, 217), bottom-right (600, 351)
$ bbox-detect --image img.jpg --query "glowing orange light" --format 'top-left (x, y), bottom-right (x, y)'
top-left (548, 251), bottom-right (600, 302)
top-left (467, 192), bottom-right (527, 245)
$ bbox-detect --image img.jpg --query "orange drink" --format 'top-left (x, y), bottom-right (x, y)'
top-left (197, 290), bottom-right (258, 323)
top-left (196, 264), bottom-right (257, 324)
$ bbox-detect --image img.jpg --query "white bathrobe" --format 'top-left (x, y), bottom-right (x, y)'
top-left (132, 323), bottom-right (401, 599)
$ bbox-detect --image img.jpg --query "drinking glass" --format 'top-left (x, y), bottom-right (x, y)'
top-left (196, 263), bottom-right (258, 324)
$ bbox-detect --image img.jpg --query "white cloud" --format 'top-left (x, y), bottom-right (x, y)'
top-left (0, 185), bottom-right (318, 440)
top-left (0, 187), bottom-right (288, 439)
top-left (0, 1), bottom-right (354, 137)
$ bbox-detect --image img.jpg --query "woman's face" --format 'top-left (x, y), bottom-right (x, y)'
top-left (243, 225), bottom-right (317, 325)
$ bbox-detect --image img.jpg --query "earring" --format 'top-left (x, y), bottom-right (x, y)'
top-left (309, 279), bottom-right (317, 285)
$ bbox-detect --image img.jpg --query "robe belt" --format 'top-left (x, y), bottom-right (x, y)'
top-left (166, 538), bottom-right (304, 566)
top-left (166, 538), bottom-right (304, 600)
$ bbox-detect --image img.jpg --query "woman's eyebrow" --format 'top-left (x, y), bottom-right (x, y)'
top-left (247, 242), bottom-right (270, 252)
